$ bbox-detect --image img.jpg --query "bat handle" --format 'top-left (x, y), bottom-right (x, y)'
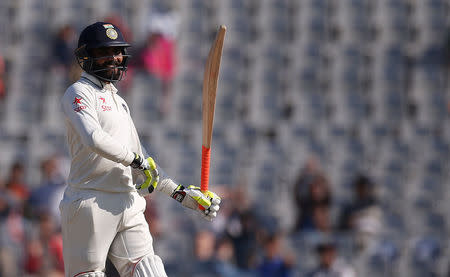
top-left (201, 145), bottom-right (211, 192)
top-left (199, 145), bottom-right (211, 210)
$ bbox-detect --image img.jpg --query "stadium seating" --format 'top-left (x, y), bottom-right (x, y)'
top-left (0, 0), bottom-right (448, 275)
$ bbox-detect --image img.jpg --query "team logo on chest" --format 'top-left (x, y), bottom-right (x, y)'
top-left (99, 97), bottom-right (112, 112)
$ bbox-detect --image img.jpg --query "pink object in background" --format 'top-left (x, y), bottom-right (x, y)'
top-left (141, 34), bottom-right (176, 82)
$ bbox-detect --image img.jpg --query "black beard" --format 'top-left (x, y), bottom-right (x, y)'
top-left (92, 62), bottom-right (122, 81)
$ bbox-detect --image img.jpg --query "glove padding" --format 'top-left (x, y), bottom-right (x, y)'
top-left (171, 185), bottom-right (221, 221)
top-left (130, 153), bottom-right (151, 170)
top-left (135, 157), bottom-right (159, 195)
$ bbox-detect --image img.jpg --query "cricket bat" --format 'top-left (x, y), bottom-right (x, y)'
top-left (200, 25), bottom-right (226, 205)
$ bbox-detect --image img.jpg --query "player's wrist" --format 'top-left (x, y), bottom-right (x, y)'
top-left (130, 152), bottom-right (144, 169)
top-left (157, 179), bottom-right (179, 196)
top-left (171, 185), bottom-right (187, 203)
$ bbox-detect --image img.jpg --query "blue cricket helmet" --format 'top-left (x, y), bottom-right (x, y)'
top-left (75, 22), bottom-right (131, 82)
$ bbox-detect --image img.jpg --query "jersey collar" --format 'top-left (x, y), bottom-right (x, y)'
top-left (81, 72), bottom-right (118, 94)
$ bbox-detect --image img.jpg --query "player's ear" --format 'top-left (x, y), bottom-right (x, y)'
top-left (74, 44), bottom-right (89, 58)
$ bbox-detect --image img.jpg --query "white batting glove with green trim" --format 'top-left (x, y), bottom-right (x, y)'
top-left (135, 157), bottom-right (159, 195)
top-left (171, 185), bottom-right (221, 221)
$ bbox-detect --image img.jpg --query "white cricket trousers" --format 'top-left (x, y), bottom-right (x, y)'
top-left (60, 186), bottom-right (157, 277)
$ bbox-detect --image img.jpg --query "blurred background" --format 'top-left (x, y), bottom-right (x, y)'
top-left (0, 0), bottom-right (449, 276)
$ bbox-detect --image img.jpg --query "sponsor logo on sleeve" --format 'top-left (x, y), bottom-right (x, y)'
top-left (73, 97), bottom-right (87, 112)
top-left (73, 97), bottom-right (82, 104)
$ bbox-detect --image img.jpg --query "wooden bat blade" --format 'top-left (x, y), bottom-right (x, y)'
top-left (202, 25), bottom-right (226, 149)
top-left (201, 25), bottom-right (226, 194)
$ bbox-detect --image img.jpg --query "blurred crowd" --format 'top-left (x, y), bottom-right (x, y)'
top-left (0, 153), bottom-right (369, 277)
top-left (0, 152), bottom-right (442, 277)
top-left (0, 152), bottom-right (425, 277)
top-left (0, 154), bottom-right (445, 277)
top-left (0, 155), bottom-right (65, 277)
top-left (0, 0), bottom-right (449, 276)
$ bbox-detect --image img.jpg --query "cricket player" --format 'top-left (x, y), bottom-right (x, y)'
top-left (59, 22), bottom-right (221, 277)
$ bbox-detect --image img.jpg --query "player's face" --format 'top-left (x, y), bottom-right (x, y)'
top-left (91, 47), bottom-right (124, 81)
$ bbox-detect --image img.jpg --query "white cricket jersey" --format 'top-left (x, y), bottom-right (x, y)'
top-left (61, 72), bottom-right (140, 192)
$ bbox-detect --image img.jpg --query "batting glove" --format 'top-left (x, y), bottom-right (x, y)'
top-left (133, 155), bottom-right (159, 195)
top-left (130, 153), bottom-right (150, 170)
top-left (171, 185), bottom-right (221, 221)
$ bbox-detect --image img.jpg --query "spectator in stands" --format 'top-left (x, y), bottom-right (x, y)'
top-left (24, 212), bottom-right (64, 276)
top-left (28, 156), bottom-right (66, 222)
top-left (0, 192), bottom-right (19, 276)
top-left (294, 168), bottom-right (333, 232)
top-left (310, 203), bottom-right (333, 233)
top-left (0, 191), bottom-right (12, 221)
top-left (293, 157), bottom-right (321, 199)
top-left (225, 187), bottom-right (260, 272)
top-left (52, 25), bottom-right (76, 70)
top-left (191, 230), bottom-right (218, 276)
top-left (137, 26), bottom-right (176, 117)
top-left (51, 24), bottom-right (79, 84)
top-left (0, 191), bottom-right (34, 276)
top-left (306, 241), bottom-right (356, 277)
top-left (256, 232), bottom-right (295, 277)
top-left (5, 161), bottom-right (29, 203)
top-left (192, 230), bottom-right (247, 277)
top-left (338, 175), bottom-right (382, 249)
top-left (214, 236), bottom-right (244, 277)
top-left (300, 202), bottom-right (335, 247)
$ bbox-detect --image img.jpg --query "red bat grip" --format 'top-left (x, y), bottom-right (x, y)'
top-left (201, 145), bottom-right (211, 192)
top-left (199, 146), bottom-right (211, 210)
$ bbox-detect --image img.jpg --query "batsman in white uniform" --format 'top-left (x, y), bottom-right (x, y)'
top-left (59, 22), bottom-right (221, 277)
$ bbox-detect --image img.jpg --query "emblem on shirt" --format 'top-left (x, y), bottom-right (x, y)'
top-left (72, 97), bottom-right (87, 112)
top-left (73, 97), bottom-right (82, 104)
top-left (99, 97), bottom-right (106, 104)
